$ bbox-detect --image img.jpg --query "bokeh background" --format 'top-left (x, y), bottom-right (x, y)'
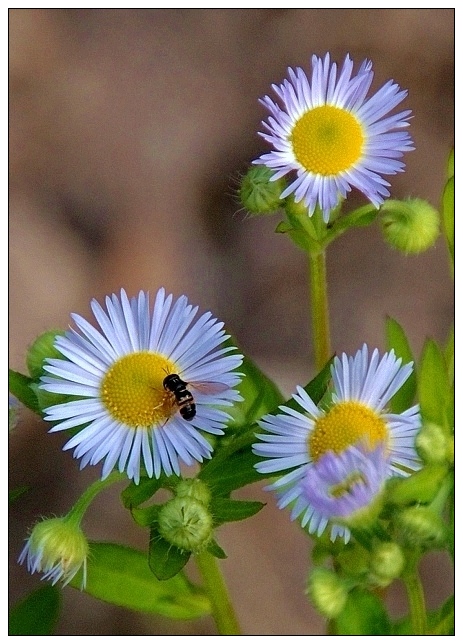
top-left (9, 8), bottom-right (454, 635)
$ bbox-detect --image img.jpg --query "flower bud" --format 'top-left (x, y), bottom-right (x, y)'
top-left (26, 330), bottom-right (65, 379)
top-left (175, 478), bottom-right (211, 506)
top-left (158, 497), bottom-right (213, 554)
top-left (415, 423), bottom-right (450, 465)
top-left (369, 542), bottom-right (405, 586)
top-left (18, 517), bottom-right (88, 588)
top-left (380, 198), bottom-right (440, 254)
top-left (239, 165), bottom-right (285, 215)
top-left (306, 568), bottom-right (349, 619)
top-left (396, 506), bottom-right (447, 549)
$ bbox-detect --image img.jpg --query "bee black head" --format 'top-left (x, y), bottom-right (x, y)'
top-left (163, 373), bottom-right (186, 391)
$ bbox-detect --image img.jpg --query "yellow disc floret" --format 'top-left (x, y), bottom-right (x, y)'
top-left (100, 352), bottom-right (177, 427)
top-left (291, 105), bottom-right (364, 176)
top-left (309, 401), bottom-right (388, 461)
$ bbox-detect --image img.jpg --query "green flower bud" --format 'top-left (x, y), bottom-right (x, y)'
top-left (306, 568), bottom-right (349, 619)
top-left (415, 423), bottom-right (450, 465)
top-left (239, 165), bottom-right (285, 215)
top-left (284, 194), bottom-right (311, 219)
top-left (19, 516), bottom-right (88, 588)
top-left (158, 497), bottom-right (213, 554)
top-left (26, 330), bottom-right (65, 379)
top-left (175, 478), bottom-right (211, 506)
top-left (380, 198), bottom-right (440, 254)
top-left (369, 542), bottom-right (405, 586)
top-left (396, 506), bottom-right (447, 549)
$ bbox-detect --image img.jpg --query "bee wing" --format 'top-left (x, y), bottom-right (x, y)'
top-left (190, 381), bottom-right (230, 395)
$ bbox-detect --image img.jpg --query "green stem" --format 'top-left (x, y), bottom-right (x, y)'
top-left (402, 555), bottom-right (427, 634)
top-left (195, 550), bottom-right (241, 635)
top-left (308, 250), bottom-right (331, 371)
top-left (67, 472), bottom-right (127, 526)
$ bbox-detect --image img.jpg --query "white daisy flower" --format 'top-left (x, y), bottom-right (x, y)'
top-left (253, 344), bottom-right (421, 541)
top-left (254, 53), bottom-right (414, 221)
top-left (40, 289), bottom-right (243, 484)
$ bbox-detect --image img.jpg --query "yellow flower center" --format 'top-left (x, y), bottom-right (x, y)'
top-left (309, 401), bottom-right (388, 461)
top-left (291, 105), bottom-right (364, 176)
top-left (100, 352), bottom-right (177, 428)
top-left (330, 472), bottom-right (365, 498)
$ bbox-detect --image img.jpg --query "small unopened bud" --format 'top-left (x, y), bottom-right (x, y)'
top-left (239, 165), bottom-right (285, 215)
top-left (27, 330), bottom-right (65, 379)
top-left (369, 542), bottom-right (405, 586)
top-left (415, 423), bottom-right (450, 465)
top-left (18, 517), bottom-right (88, 588)
top-left (396, 506), bottom-right (447, 549)
top-left (380, 198), bottom-right (440, 254)
top-left (158, 497), bottom-right (213, 554)
top-left (175, 478), bottom-right (211, 506)
top-left (307, 568), bottom-right (349, 619)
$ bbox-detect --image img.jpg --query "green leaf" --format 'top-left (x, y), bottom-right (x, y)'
top-left (131, 503), bottom-right (161, 527)
top-left (444, 326), bottom-right (454, 384)
top-left (207, 538), bottom-right (227, 559)
top-left (149, 533), bottom-right (191, 581)
top-left (69, 542), bottom-right (208, 619)
top-left (446, 148), bottom-right (454, 179)
top-left (9, 585), bottom-right (61, 635)
top-left (9, 485), bottom-right (29, 504)
top-left (210, 498), bottom-right (265, 525)
top-left (385, 317), bottom-right (416, 412)
top-left (386, 464), bottom-right (449, 506)
top-left (8, 369), bottom-right (40, 414)
top-left (199, 444), bottom-right (267, 495)
top-left (442, 175), bottom-right (454, 266)
top-left (335, 587), bottom-right (391, 635)
top-left (417, 339), bottom-right (450, 429)
top-left (427, 595), bottom-right (455, 635)
top-left (228, 353), bottom-right (284, 428)
top-left (121, 475), bottom-right (176, 509)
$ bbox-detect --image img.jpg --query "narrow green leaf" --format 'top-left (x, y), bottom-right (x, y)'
top-left (385, 317), bottom-right (416, 412)
top-left (418, 340), bottom-right (450, 428)
top-left (210, 498), bottom-right (265, 525)
top-left (9, 585), bottom-right (61, 635)
top-left (386, 464), bottom-right (449, 506)
top-left (149, 532), bottom-right (191, 581)
top-left (283, 356), bottom-right (333, 413)
top-left (8, 369), bottom-right (40, 414)
top-left (442, 175), bottom-right (454, 266)
top-left (304, 357), bottom-right (333, 404)
top-left (335, 588), bottom-right (391, 635)
top-left (207, 539), bottom-right (227, 559)
top-left (446, 148), bottom-right (454, 179)
top-left (69, 542), bottom-right (208, 619)
top-left (9, 485), bottom-right (29, 504)
top-left (427, 595), bottom-right (455, 635)
top-left (444, 326), bottom-right (454, 383)
top-left (228, 353), bottom-right (284, 428)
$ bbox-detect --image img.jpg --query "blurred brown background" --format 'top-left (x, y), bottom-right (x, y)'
top-left (9, 8), bottom-right (454, 635)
